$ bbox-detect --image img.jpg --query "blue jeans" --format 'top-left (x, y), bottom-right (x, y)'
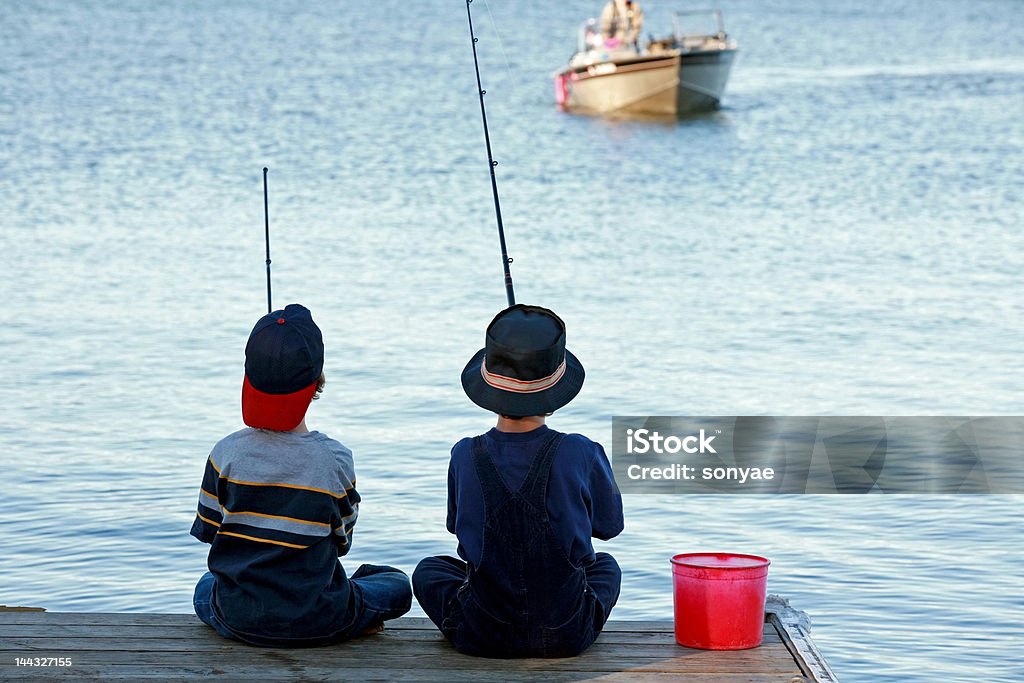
top-left (346, 563), bottom-right (414, 635)
top-left (193, 565), bottom-right (412, 646)
top-left (192, 572), bottom-right (238, 641)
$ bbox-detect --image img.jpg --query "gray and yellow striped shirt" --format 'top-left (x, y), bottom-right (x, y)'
top-left (190, 428), bottom-right (360, 637)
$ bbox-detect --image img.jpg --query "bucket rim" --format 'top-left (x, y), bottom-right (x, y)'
top-left (670, 552), bottom-right (770, 570)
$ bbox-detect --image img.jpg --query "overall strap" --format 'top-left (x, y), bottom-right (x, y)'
top-left (471, 431), bottom-right (565, 516)
top-left (519, 432), bottom-right (566, 516)
top-left (471, 435), bottom-right (511, 515)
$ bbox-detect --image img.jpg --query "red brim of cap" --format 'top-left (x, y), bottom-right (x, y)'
top-left (241, 375), bottom-right (318, 431)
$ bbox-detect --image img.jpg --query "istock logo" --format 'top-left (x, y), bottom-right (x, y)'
top-left (626, 428), bottom-right (718, 454)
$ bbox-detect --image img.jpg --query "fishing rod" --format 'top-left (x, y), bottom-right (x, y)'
top-left (465, 0), bottom-right (515, 307)
top-left (263, 166), bottom-right (272, 313)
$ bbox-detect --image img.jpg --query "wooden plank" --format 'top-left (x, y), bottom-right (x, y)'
top-left (0, 666), bottom-right (809, 682)
top-left (0, 655), bottom-right (798, 675)
top-left (0, 649), bottom-right (799, 673)
top-left (0, 628), bottom-right (790, 654)
top-left (0, 613), bottom-right (422, 627)
top-left (0, 623), bottom-right (783, 646)
top-left (0, 639), bottom-right (790, 664)
top-left (0, 613), bottom-right (708, 633)
top-left (8, 636), bottom-right (794, 655)
top-left (0, 613), bottom-right (430, 628)
top-left (766, 596), bottom-right (838, 683)
top-left (0, 613), bottom-right (429, 629)
top-left (0, 643), bottom-right (799, 665)
top-left (0, 613), bottom-right (779, 638)
top-left (0, 610), bottom-right (818, 682)
top-left (0, 612), bottom-right (196, 627)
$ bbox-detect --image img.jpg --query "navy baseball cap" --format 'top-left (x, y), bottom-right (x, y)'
top-left (241, 303), bottom-right (324, 431)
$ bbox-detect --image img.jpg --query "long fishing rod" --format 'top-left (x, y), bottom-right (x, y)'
top-left (263, 166), bottom-right (272, 313)
top-left (465, 0), bottom-right (515, 307)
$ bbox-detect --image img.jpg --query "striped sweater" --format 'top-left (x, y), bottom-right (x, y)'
top-left (190, 428), bottom-right (361, 641)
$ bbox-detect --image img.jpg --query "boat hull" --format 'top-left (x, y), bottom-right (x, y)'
top-left (556, 49), bottom-right (736, 117)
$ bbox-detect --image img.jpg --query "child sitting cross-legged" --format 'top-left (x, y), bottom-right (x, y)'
top-left (414, 304), bottom-right (624, 657)
top-left (190, 304), bottom-right (412, 646)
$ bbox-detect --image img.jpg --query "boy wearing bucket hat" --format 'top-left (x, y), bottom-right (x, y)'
top-left (413, 304), bottom-right (624, 657)
top-left (190, 303), bottom-right (412, 646)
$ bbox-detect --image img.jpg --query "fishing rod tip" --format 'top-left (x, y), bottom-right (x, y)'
top-left (263, 167), bottom-right (269, 173)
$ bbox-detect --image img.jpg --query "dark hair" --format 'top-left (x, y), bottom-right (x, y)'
top-left (312, 372), bottom-right (326, 400)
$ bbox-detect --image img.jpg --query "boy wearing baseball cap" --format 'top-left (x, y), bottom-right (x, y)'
top-left (190, 304), bottom-right (411, 646)
top-left (413, 304), bottom-right (624, 657)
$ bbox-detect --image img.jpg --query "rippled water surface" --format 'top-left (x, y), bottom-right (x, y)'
top-left (2, 1), bottom-right (1022, 681)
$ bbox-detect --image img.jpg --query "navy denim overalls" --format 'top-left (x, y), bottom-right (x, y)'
top-left (442, 431), bottom-right (604, 657)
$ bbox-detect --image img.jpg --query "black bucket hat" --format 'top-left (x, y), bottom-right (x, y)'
top-left (461, 304), bottom-right (585, 418)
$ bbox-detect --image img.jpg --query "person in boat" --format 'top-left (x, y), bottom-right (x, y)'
top-left (599, 0), bottom-right (645, 49)
top-left (583, 18), bottom-right (603, 50)
top-left (413, 304), bottom-right (624, 657)
top-left (190, 304), bottom-right (412, 646)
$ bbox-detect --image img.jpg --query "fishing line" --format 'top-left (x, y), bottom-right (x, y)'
top-left (482, 0), bottom-right (516, 85)
top-left (263, 167), bottom-right (272, 313)
top-left (465, 0), bottom-right (515, 307)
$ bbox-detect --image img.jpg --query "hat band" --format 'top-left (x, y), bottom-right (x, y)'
top-left (481, 358), bottom-right (566, 393)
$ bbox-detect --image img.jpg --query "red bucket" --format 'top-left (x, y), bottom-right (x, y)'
top-left (670, 552), bottom-right (770, 650)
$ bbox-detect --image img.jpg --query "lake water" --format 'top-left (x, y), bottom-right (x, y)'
top-left (1, 1), bottom-right (1022, 681)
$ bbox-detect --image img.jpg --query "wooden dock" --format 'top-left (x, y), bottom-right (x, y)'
top-left (0, 597), bottom-right (837, 682)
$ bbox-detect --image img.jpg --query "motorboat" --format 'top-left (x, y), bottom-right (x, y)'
top-left (554, 9), bottom-right (738, 117)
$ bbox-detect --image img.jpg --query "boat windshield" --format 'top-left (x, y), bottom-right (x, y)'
top-left (671, 9), bottom-right (727, 44)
